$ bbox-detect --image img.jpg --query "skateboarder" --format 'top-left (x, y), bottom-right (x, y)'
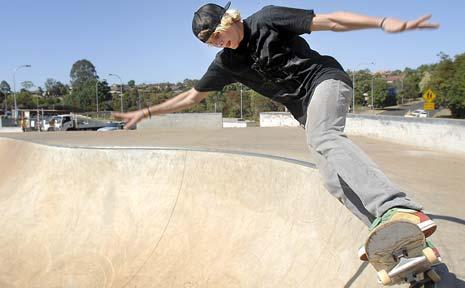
top-left (114, 1), bottom-right (440, 263)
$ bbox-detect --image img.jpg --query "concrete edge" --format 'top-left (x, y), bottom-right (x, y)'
top-left (0, 136), bottom-right (316, 169)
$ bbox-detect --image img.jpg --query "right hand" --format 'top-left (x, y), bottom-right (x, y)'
top-left (112, 110), bottom-right (145, 130)
top-left (382, 14), bottom-right (439, 33)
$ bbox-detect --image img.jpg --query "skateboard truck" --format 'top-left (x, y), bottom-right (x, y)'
top-left (377, 247), bottom-right (441, 286)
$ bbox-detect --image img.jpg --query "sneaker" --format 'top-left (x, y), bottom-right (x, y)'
top-left (370, 208), bottom-right (437, 236)
top-left (358, 208), bottom-right (437, 261)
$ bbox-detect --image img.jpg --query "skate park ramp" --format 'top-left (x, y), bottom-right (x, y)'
top-left (1, 138), bottom-right (382, 287)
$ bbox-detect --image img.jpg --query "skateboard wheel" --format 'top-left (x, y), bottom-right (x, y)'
top-left (423, 247), bottom-right (438, 265)
top-left (377, 269), bottom-right (392, 285)
top-left (426, 269), bottom-right (441, 282)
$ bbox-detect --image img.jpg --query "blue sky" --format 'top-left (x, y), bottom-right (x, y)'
top-left (1, 0), bottom-right (464, 89)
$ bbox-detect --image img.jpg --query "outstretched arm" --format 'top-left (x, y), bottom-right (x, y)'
top-left (113, 88), bottom-right (208, 129)
top-left (311, 12), bottom-right (439, 33)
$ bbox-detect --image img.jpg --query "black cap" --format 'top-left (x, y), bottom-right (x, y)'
top-left (192, 2), bottom-right (231, 43)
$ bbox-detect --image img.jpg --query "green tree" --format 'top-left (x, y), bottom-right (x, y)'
top-left (0, 81), bottom-right (11, 94)
top-left (97, 80), bottom-right (111, 111)
top-left (37, 87), bottom-right (43, 95)
top-left (21, 81), bottom-right (34, 91)
top-left (447, 53), bottom-right (465, 117)
top-left (373, 79), bottom-right (392, 108)
top-left (68, 59), bottom-right (98, 110)
top-left (419, 71), bottom-right (432, 93)
top-left (125, 87), bottom-right (140, 111)
top-left (402, 68), bottom-right (422, 102)
top-left (17, 90), bottom-right (34, 109)
top-left (44, 78), bottom-right (68, 98)
top-left (429, 53), bottom-right (455, 108)
top-left (350, 69), bottom-right (372, 106)
top-left (249, 90), bottom-right (285, 121)
top-left (70, 59), bottom-right (97, 87)
top-left (0, 81), bottom-right (11, 113)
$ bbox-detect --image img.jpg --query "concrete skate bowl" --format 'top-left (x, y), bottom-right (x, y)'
top-left (0, 138), bottom-right (375, 287)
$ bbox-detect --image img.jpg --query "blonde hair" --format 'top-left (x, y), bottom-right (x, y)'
top-left (198, 9), bottom-right (242, 44)
top-left (214, 9), bottom-right (241, 33)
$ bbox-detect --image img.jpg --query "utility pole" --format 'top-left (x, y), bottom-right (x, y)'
top-left (108, 73), bottom-right (123, 113)
top-left (13, 64), bottom-right (31, 119)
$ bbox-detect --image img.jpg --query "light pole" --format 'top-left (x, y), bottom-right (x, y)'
top-left (371, 76), bottom-right (375, 109)
top-left (108, 73), bottom-right (123, 113)
top-left (13, 64), bottom-right (31, 119)
top-left (240, 83), bottom-right (243, 119)
top-left (95, 80), bottom-right (99, 116)
top-left (352, 62), bottom-right (375, 113)
top-left (400, 78), bottom-right (404, 105)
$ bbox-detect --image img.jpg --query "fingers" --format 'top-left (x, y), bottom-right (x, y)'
top-left (112, 112), bottom-right (124, 120)
top-left (124, 118), bottom-right (139, 130)
top-left (406, 14), bottom-right (439, 30)
top-left (418, 23), bottom-right (440, 29)
top-left (416, 14), bottom-right (432, 24)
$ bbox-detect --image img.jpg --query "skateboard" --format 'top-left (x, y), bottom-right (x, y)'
top-left (364, 220), bottom-right (441, 287)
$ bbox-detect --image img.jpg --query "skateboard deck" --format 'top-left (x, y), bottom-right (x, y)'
top-left (364, 220), bottom-right (441, 286)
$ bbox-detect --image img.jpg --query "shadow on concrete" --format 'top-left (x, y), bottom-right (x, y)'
top-left (343, 262), bottom-right (369, 288)
top-left (344, 262), bottom-right (464, 288)
top-left (429, 214), bottom-right (465, 226)
top-left (434, 263), bottom-right (465, 288)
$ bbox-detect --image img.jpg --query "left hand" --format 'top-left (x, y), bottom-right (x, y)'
top-left (382, 14), bottom-right (439, 33)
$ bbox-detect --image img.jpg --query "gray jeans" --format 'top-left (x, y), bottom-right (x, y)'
top-left (305, 79), bottom-right (422, 226)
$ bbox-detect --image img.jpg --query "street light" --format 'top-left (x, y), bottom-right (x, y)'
top-left (108, 73), bottom-right (123, 113)
top-left (240, 83), bottom-right (243, 119)
top-left (352, 62), bottom-right (375, 113)
top-left (95, 80), bottom-right (99, 116)
top-left (13, 64), bottom-right (31, 119)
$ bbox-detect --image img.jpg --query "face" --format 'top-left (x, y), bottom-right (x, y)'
top-left (207, 22), bottom-right (242, 49)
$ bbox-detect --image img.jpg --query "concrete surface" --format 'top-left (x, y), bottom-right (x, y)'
top-left (138, 113), bottom-right (223, 129)
top-left (345, 114), bottom-right (465, 155)
top-left (259, 112), bottom-right (465, 155)
top-left (260, 112), bottom-right (300, 127)
top-left (0, 128), bottom-right (464, 287)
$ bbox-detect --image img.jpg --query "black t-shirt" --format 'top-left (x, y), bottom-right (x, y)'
top-left (195, 5), bottom-right (353, 125)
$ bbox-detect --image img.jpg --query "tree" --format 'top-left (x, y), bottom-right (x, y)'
top-left (447, 53), bottom-right (465, 118)
top-left (402, 68), bottom-right (422, 102)
top-left (45, 78), bottom-right (69, 97)
top-left (70, 59), bottom-right (97, 87)
top-left (429, 53), bottom-right (455, 108)
top-left (128, 80), bottom-right (136, 88)
top-left (350, 69), bottom-right (372, 105)
top-left (0, 81), bottom-right (11, 94)
top-left (249, 90), bottom-right (285, 120)
top-left (21, 81), bottom-right (34, 91)
top-left (0, 81), bottom-right (11, 113)
top-left (69, 59), bottom-right (98, 110)
top-left (17, 90), bottom-right (34, 109)
top-left (372, 79), bottom-right (392, 108)
top-left (37, 87), bottom-right (44, 96)
top-left (419, 71), bottom-right (432, 93)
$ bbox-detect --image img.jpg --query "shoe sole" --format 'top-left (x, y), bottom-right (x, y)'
top-left (358, 220), bottom-right (437, 261)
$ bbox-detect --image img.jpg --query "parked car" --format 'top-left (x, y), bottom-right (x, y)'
top-left (411, 109), bottom-right (428, 118)
top-left (97, 122), bottom-right (124, 131)
top-left (406, 109), bottom-right (428, 118)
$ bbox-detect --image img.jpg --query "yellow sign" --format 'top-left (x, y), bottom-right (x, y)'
top-left (424, 103), bottom-right (435, 111)
top-left (423, 89), bottom-right (436, 103)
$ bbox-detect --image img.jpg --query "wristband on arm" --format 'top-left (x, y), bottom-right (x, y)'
top-left (143, 107), bottom-right (152, 119)
top-left (379, 17), bottom-right (387, 30)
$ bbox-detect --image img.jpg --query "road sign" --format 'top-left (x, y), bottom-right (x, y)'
top-left (424, 103), bottom-right (435, 111)
top-left (423, 89), bottom-right (436, 103)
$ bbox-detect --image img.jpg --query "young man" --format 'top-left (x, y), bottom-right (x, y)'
top-left (114, 2), bottom-right (440, 261)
